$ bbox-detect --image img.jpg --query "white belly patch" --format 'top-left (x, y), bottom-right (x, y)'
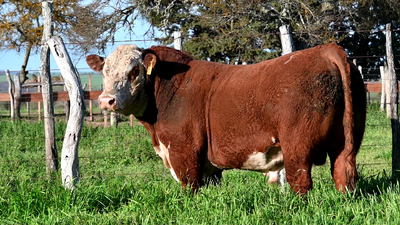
top-left (242, 146), bottom-right (284, 172)
top-left (153, 139), bottom-right (180, 182)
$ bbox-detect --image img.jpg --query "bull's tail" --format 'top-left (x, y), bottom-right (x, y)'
top-left (328, 43), bottom-right (358, 191)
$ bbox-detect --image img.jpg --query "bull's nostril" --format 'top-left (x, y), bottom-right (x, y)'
top-left (98, 96), bottom-right (117, 110)
top-left (109, 98), bottom-right (115, 106)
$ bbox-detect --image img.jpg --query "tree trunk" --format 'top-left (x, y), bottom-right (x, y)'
top-left (20, 43), bottom-right (32, 83)
top-left (48, 36), bottom-right (85, 190)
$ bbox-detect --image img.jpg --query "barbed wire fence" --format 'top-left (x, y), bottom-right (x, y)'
top-left (0, 25), bottom-right (399, 183)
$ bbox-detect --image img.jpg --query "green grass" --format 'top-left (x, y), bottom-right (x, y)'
top-left (0, 105), bottom-right (398, 224)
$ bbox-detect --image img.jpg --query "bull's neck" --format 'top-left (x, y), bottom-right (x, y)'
top-left (135, 46), bottom-right (193, 125)
top-left (135, 66), bottom-right (187, 125)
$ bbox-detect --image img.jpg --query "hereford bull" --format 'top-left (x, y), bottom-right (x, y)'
top-left (87, 43), bottom-right (366, 194)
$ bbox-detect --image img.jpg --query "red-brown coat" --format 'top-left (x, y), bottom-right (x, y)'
top-left (87, 43), bottom-right (366, 194)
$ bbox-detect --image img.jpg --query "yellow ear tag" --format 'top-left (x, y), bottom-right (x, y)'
top-left (146, 61), bottom-right (153, 75)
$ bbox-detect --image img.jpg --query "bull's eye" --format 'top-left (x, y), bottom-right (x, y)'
top-left (129, 67), bottom-right (140, 83)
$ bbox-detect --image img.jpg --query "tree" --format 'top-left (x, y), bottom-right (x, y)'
top-left (0, 0), bottom-right (130, 82)
top-left (6, 0), bottom-right (391, 70)
top-left (124, 0), bottom-right (283, 63)
top-left (0, 0), bottom-right (81, 82)
top-left (123, 0), bottom-right (399, 65)
top-left (271, 0), bottom-right (400, 69)
top-left (338, 0), bottom-right (400, 70)
top-left (180, 0), bottom-right (282, 63)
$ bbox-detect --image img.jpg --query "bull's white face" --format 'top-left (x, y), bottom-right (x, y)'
top-left (87, 44), bottom-right (148, 116)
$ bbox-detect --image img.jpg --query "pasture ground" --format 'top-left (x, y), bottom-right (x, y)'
top-left (0, 104), bottom-right (399, 224)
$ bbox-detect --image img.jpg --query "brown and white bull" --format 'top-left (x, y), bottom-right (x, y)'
top-left (87, 43), bottom-right (366, 194)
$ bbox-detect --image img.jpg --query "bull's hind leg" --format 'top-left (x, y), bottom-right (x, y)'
top-left (329, 149), bottom-right (358, 192)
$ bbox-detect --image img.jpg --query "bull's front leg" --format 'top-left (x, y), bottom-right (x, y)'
top-left (169, 150), bottom-right (203, 191)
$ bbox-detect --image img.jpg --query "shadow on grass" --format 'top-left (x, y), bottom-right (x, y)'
top-left (356, 168), bottom-right (399, 196)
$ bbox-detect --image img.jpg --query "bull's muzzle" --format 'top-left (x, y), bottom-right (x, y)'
top-left (98, 96), bottom-right (118, 111)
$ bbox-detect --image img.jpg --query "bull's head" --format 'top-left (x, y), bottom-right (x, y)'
top-left (86, 44), bottom-right (157, 116)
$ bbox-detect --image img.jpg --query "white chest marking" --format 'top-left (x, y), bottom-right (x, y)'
top-left (153, 139), bottom-right (180, 183)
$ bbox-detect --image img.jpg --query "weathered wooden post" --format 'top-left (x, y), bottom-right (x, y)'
top-left (380, 65), bottom-right (386, 111)
top-left (14, 74), bottom-right (21, 120)
top-left (385, 23), bottom-right (400, 176)
top-left (174, 31), bottom-right (183, 51)
top-left (41, 1), bottom-right (58, 174)
top-left (5, 70), bottom-right (15, 120)
top-left (279, 25), bottom-right (295, 55)
top-left (48, 36), bottom-right (85, 190)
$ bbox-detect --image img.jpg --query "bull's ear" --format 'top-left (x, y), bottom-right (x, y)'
top-left (86, 55), bottom-right (105, 72)
top-left (143, 53), bottom-right (157, 76)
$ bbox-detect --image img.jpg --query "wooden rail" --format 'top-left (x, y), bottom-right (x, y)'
top-left (364, 82), bottom-right (395, 93)
top-left (0, 90), bottom-right (102, 102)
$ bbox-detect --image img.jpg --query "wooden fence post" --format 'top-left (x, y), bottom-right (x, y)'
top-left (380, 66), bottom-right (386, 111)
top-left (41, 1), bottom-right (58, 174)
top-left (5, 70), bottom-right (15, 120)
top-left (130, 115), bottom-right (134, 127)
top-left (110, 112), bottom-right (117, 127)
top-left (48, 36), bottom-right (85, 190)
top-left (38, 76), bottom-right (41, 122)
top-left (279, 25), bottom-right (295, 55)
top-left (385, 23), bottom-right (400, 176)
top-left (357, 66), bottom-right (363, 79)
top-left (26, 88), bottom-right (30, 118)
top-left (174, 31), bottom-right (183, 51)
top-left (89, 73), bottom-right (93, 122)
top-left (103, 110), bottom-right (108, 127)
top-left (14, 74), bottom-right (21, 120)
top-left (383, 63), bottom-right (392, 117)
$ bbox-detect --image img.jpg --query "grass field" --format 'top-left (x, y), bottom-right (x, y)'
top-left (0, 104), bottom-right (398, 224)
top-left (0, 72), bottom-right (103, 90)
